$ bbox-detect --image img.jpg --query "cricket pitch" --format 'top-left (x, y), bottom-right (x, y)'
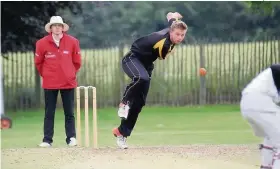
top-left (2, 144), bottom-right (260, 169)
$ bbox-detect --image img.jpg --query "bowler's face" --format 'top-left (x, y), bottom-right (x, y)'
top-left (51, 24), bottom-right (63, 35)
top-left (170, 28), bottom-right (187, 44)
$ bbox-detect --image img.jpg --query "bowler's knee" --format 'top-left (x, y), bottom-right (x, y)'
top-left (137, 75), bottom-right (150, 84)
top-left (130, 103), bottom-right (143, 113)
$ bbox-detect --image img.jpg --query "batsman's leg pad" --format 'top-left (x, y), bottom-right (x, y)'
top-left (272, 151), bottom-right (280, 169)
top-left (260, 138), bottom-right (275, 168)
top-left (260, 165), bottom-right (272, 169)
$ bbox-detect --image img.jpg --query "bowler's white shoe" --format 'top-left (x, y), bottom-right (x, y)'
top-left (68, 137), bottom-right (77, 146)
top-left (117, 136), bottom-right (128, 149)
top-left (38, 142), bottom-right (51, 147)
top-left (113, 127), bottom-right (128, 149)
top-left (117, 103), bottom-right (130, 119)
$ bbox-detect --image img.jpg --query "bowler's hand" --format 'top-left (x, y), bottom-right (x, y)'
top-left (166, 12), bottom-right (183, 21)
top-left (173, 12), bottom-right (183, 19)
top-left (166, 12), bottom-right (174, 21)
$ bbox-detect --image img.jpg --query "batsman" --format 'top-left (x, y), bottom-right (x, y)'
top-left (240, 64), bottom-right (280, 169)
top-left (112, 12), bottom-right (188, 149)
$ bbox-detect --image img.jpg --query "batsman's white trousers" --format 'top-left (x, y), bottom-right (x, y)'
top-left (240, 93), bottom-right (280, 148)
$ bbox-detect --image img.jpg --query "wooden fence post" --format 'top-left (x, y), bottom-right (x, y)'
top-left (199, 43), bottom-right (206, 105)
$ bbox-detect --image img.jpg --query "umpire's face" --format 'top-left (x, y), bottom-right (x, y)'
top-left (170, 28), bottom-right (187, 44)
top-left (50, 23), bottom-right (63, 35)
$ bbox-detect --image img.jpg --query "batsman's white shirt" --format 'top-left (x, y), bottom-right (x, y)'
top-left (240, 67), bottom-right (280, 146)
top-left (241, 67), bottom-right (280, 112)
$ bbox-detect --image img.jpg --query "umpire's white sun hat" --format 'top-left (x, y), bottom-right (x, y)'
top-left (45, 16), bottom-right (69, 33)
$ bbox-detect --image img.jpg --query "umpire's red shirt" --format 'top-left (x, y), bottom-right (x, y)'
top-left (34, 33), bottom-right (81, 89)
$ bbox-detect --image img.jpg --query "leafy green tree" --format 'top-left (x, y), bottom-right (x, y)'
top-left (245, 1), bottom-right (280, 15)
top-left (64, 1), bottom-right (280, 48)
top-left (1, 1), bottom-right (81, 54)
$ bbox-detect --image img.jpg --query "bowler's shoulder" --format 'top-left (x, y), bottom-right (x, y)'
top-left (143, 28), bottom-right (169, 44)
top-left (153, 28), bottom-right (170, 37)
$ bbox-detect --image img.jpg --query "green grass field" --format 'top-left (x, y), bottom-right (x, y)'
top-left (1, 105), bottom-right (260, 149)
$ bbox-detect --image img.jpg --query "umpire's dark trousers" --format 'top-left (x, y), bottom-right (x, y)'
top-left (43, 89), bottom-right (76, 144)
top-left (118, 52), bottom-right (154, 137)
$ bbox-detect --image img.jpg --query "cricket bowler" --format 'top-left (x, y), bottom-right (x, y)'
top-left (240, 64), bottom-right (280, 169)
top-left (112, 12), bottom-right (188, 149)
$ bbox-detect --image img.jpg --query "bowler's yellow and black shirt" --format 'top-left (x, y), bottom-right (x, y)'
top-left (130, 18), bottom-right (178, 64)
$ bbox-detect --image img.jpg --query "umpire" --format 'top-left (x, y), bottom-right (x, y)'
top-left (34, 16), bottom-right (81, 147)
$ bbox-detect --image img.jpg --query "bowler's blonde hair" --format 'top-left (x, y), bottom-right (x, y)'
top-left (171, 20), bottom-right (188, 31)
